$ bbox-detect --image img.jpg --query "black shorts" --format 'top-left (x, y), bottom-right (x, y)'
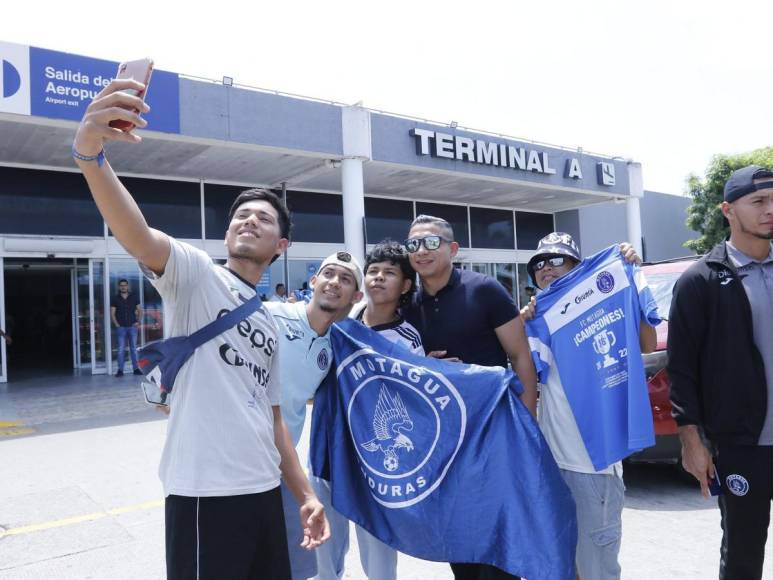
top-left (450, 563), bottom-right (521, 579)
top-left (165, 486), bottom-right (291, 580)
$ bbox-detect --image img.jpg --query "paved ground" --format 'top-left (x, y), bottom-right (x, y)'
top-left (0, 372), bottom-right (771, 579)
top-left (0, 370), bottom-right (159, 437)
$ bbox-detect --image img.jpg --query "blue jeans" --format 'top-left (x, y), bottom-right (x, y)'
top-left (310, 476), bottom-right (397, 580)
top-left (560, 469), bottom-right (624, 580)
top-left (116, 326), bottom-right (139, 371)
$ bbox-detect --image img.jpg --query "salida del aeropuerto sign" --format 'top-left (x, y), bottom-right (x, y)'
top-left (0, 41), bottom-right (180, 134)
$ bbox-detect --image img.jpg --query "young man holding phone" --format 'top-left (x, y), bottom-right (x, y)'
top-left (73, 76), bottom-right (329, 580)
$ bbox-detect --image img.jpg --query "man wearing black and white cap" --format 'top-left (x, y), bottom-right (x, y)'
top-left (267, 251), bottom-right (364, 580)
top-left (668, 165), bottom-right (773, 579)
top-left (520, 232), bottom-right (653, 580)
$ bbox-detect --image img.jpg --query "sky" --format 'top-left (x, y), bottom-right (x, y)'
top-left (3, 0), bottom-right (772, 196)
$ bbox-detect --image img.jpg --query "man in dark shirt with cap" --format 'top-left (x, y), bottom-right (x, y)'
top-left (668, 164), bottom-right (773, 579)
top-left (110, 278), bottom-right (143, 377)
top-left (402, 214), bottom-right (538, 580)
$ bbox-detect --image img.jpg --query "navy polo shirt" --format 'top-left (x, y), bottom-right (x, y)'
top-left (404, 268), bottom-right (519, 368)
top-left (111, 292), bottom-right (141, 327)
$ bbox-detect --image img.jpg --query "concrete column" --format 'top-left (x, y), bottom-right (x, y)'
top-left (281, 182), bottom-right (290, 289)
top-left (342, 158), bottom-right (366, 265)
top-left (626, 161), bottom-right (644, 257)
top-left (341, 106), bottom-right (372, 266)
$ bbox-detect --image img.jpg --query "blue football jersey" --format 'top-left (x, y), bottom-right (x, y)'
top-left (526, 245), bottom-right (661, 470)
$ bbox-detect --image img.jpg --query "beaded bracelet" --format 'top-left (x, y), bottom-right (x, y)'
top-left (72, 146), bottom-right (105, 167)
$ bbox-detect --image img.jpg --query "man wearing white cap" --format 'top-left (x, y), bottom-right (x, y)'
top-left (266, 251), bottom-right (364, 579)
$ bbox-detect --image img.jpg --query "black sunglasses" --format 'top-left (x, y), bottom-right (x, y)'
top-left (533, 256), bottom-right (568, 272)
top-left (403, 235), bottom-right (451, 253)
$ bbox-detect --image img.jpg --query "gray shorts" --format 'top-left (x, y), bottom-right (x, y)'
top-left (560, 469), bottom-right (624, 580)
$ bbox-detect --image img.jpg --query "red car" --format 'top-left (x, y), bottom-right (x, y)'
top-left (628, 256), bottom-right (699, 463)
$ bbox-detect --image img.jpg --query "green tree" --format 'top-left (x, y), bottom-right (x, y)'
top-left (684, 147), bottom-right (773, 253)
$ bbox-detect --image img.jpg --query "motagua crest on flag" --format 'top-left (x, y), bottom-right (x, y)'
top-left (339, 348), bottom-right (466, 509)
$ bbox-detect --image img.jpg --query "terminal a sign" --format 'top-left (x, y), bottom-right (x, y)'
top-left (410, 128), bottom-right (616, 187)
top-left (0, 41), bottom-right (180, 134)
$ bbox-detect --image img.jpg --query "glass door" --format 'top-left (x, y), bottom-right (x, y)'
top-left (91, 259), bottom-right (107, 374)
top-left (71, 266), bottom-right (79, 370)
top-left (0, 257), bottom-right (6, 383)
top-left (75, 259), bottom-right (108, 374)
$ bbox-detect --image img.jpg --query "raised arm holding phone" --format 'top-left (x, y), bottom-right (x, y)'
top-left (73, 69), bottom-right (329, 580)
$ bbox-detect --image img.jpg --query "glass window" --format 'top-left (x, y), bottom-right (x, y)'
top-left (142, 276), bottom-right (164, 345)
top-left (414, 202), bottom-right (469, 247)
top-left (467, 262), bottom-right (517, 303)
top-left (76, 264), bottom-right (93, 365)
top-left (92, 260), bottom-right (106, 370)
top-left (470, 207), bottom-right (515, 249)
top-left (121, 177), bottom-right (201, 239)
top-left (287, 191), bottom-right (344, 243)
top-left (364, 197), bottom-right (414, 244)
top-left (0, 166), bottom-right (103, 236)
top-left (646, 272), bottom-right (682, 320)
top-left (517, 263), bottom-right (536, 309)
top-left (212, 258), bottom-right (316, 303)
top-left (495, 263), bottom-right (516, 300)
top-left (204, 183), bottom-right (246, 240)
top-left (266, 259), bottom-right (322, 301)
top-left (515, 211), bottom-right (555, 249)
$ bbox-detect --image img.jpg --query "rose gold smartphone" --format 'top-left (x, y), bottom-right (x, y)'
top-left (109, 58), bottom-right (154, 131)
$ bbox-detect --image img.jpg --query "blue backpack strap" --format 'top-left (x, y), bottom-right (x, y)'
top-left (186, 294), bottom-right (263, 349)
top-left (136, 291), bottom-right (264, 395)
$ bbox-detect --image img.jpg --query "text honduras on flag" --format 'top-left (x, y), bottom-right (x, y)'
top-left (310, 319), bottom-right (577, 580)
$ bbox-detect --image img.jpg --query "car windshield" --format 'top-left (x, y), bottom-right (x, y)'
top-left (646, 272), bottom-right (682, 320)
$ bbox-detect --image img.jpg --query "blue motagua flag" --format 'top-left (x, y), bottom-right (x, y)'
top-left (310, 319), bottom-right (577, 580)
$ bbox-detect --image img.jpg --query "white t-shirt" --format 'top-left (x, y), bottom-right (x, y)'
top-left (538, 368), bottom-right (622, 477)
top-left (148, 239), bottom-right (283, 497)
top-left (265, 300), bottom-right (332, 446)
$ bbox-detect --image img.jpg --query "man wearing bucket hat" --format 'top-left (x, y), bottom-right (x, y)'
top-left (520, 232), bottom-right (655, 580)
top-left (668, 165), bottom-right (773, 579)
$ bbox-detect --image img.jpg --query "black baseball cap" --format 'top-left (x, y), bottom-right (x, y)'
top-left (723, 165), bottom-right (773, 203)
top-left (527, 232), bottom-right (581, 281)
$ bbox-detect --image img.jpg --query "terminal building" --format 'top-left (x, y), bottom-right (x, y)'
top-left (0, 41), bottom-right (695, 383)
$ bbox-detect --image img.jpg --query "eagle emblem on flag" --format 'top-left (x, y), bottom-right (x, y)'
top-left (361, 384), bottom-right (415, 472)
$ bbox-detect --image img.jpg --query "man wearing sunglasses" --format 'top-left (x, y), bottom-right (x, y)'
top-left (402, 214), bottom-right (538, 580)
top-left (520, 232), bottom-right (655, 580)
